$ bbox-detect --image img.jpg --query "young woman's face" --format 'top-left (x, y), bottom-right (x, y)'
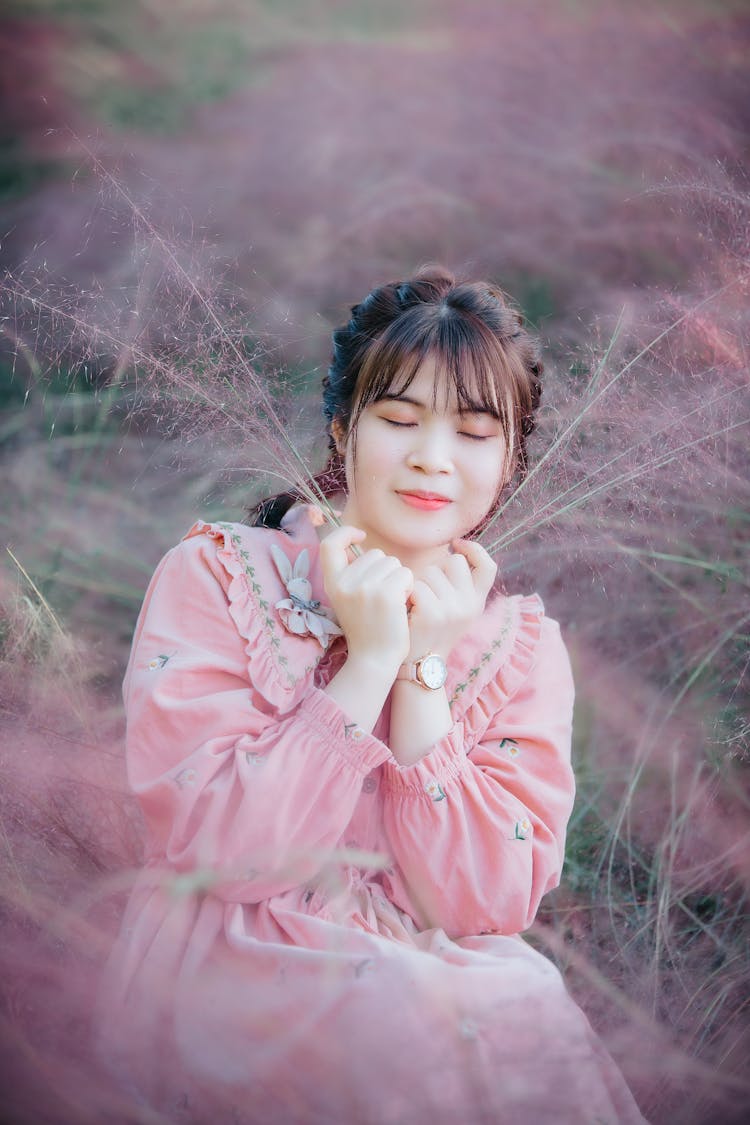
top-left (338, 355), bottom-right (509, 570)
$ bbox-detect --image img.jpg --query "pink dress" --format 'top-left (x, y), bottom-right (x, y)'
top-left (97, 505), bottom-right (647, 1124)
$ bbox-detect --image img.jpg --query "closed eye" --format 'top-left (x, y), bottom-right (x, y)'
top-left (382, 418), bottom-right (417, 428)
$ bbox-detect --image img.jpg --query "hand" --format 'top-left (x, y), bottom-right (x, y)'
top-left (319, 525), bottom-right (414, 672)
top-left (406, 539), bottom-right (497, 662)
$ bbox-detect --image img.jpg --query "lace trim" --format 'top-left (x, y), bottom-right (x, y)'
top-left (183, 520), bottom-right (320, 710)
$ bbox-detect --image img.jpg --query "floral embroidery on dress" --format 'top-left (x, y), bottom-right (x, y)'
top-left (213, 523), bottom-right (319, 689)
top-left (425, 778), bottom-right (447, 802)
top-left (244, 751), bottom-right (263, 766)
top-left (269, 543), bottom-right (343, 648)
top-left (500, 737), bottom-right (520, 758)
top-left (344, 722), bottom-right (365, 741)
top-left (458, 1017), bottom-right (479, 1041)
top-left (174, 768), bottom-right (197, 788)
top-left (513, 817), bottom-right (532, 840)
top-left (449, 601), bottom-right (515, 706)
top-left (147, 653), bottom-right (173, 670)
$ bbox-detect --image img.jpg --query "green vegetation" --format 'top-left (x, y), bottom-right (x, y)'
top-left (6, 0), bottom-right (432, 134)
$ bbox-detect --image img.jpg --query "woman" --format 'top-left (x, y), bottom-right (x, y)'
top-left (97, 267), bottom-right (647, 1123)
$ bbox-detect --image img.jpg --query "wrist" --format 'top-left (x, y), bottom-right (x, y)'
top-left (396, 652), bottom-right (448, 692)
top-left (345, 650), bottom-right (403, 683)
top-left (405, 629), bottom-right (454, 661)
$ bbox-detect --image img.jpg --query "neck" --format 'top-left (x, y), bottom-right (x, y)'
top-left (319, 495), bottom-right (452, 579)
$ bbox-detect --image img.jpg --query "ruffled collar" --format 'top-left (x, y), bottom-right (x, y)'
top-left (186, 507), bottom-right (544, 719)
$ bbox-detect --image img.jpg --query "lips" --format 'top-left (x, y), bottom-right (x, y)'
top-left (396, 490), bottom-right (452, 511)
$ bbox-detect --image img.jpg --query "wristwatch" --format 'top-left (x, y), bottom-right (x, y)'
top-left (396, 653), bottom-right (448, 691)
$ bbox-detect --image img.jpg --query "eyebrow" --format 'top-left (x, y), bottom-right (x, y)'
top-left (380, 392), bottom-right (499, 417)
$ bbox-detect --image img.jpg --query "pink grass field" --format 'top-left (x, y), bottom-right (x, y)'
top-left (1, 2), bottom-right (749, 1121)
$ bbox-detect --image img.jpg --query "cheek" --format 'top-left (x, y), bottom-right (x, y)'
top-left (461, 454), bottom-right (507, 525)
top-left (346, 434), bottom-right (396, 497)
top-left (470, 447), bottom-right (507, 495)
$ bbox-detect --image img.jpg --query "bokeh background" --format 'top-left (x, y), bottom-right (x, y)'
top-left (1, 1), bottom-right (749, 1122)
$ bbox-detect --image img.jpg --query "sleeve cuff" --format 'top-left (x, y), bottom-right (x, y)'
top-left (380, 721), bottom-right (470, 797)
top-left (293, 685), bottom-right (393, 775)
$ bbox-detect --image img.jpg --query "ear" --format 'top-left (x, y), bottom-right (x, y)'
top-left (331, 417), bottom-right (348, 457)
top-left (269, 543), bottom-right (293, 584)
top-left (292, 548), bottom-right (310, 580)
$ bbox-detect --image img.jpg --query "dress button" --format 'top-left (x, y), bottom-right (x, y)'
top-left (362, 775), bottom-right (377, 794)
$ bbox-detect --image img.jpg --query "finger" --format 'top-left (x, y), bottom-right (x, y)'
top-left (441, 552), bottom-right (473, 589)
top-left (351, 556), bottom-right (413, 600)
top-left (451, 539), bottom-right (498, 593)
top-left (338, 547), bottom-right (390, 585)
top-left (337, 552), bottom-right (413, 603)
top-left (363, 554), bottom-right (409, 583)
top-left (418, 565), bottom-right (456, 600)
top-left (450, 538), bottom-right (494, 570)
top-left (319, 525), bottom-right (367, 582)
top-left (383, 564), bottom-right (414, 599)
top-left (408, 577), bottom-right (442, 613)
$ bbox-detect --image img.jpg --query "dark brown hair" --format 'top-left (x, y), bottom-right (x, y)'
top-left (252, 265), bottom-right (543, 530)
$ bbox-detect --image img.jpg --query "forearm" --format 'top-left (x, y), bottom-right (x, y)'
top-left (388, 681), bottom-right (453, 767)
top-left (323, 655), bottom-right (398, 734)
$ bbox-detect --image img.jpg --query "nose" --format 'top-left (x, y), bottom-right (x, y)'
top-left (406, 423), bottom-right (454, 475)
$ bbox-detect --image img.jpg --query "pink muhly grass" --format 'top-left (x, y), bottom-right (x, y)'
top-left (1, 1), bottom-right (749, 1122)
top-left (3, 197), bottom-right (748, 1123)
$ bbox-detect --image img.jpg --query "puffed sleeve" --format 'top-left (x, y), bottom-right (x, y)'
top-left (379, 612), bottom-right (575, 940)
top-left (124, 533), bottom-right (390, 903)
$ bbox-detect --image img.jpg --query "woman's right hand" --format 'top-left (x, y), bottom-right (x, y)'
top-left (319, 525), bottom-right (413, 674)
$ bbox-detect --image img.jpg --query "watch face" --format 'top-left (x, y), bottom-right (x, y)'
top-left (419, 654), bottom-right (448, 690)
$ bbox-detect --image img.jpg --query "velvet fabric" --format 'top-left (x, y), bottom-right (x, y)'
top-left (96, 505), bottom-right (647, 1124)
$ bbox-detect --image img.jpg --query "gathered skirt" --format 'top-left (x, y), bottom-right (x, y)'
top-left (96, 872), bottom-right (648, 1125)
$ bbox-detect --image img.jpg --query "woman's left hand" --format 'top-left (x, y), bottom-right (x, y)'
top-left (406, 539), bottom-right (498, 662)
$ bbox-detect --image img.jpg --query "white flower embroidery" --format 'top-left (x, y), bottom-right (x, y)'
top-left (270, 544), bottom-right (343, 648)
top-left (425, 778), bottom-right (447, 802)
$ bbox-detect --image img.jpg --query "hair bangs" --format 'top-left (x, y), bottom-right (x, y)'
top-left (431, 314), bottom-right (525, 467)
top-left (434, 315), bottom-right (505, 416)
top-left (350, 307), bottom-right (437, 421)
top-left (348, 301), bottom-right (528, 470)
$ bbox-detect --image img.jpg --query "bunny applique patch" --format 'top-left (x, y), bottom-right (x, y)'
top-left (269, 543), bottom-right (343, 649)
